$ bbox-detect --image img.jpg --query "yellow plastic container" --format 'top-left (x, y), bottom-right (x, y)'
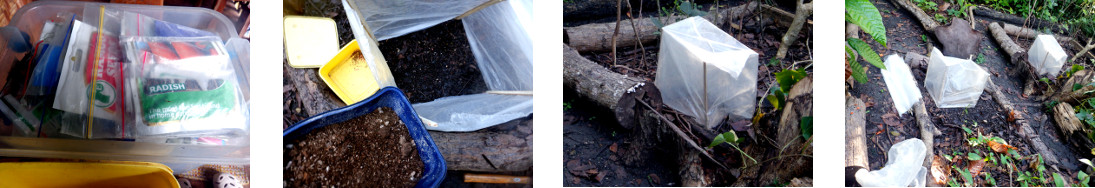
top-left (320, 39), bottom-right (382, 105)
top-left (284, 16), bottom-right (340, 68)
top-left (0, 161), bottom-right (179, 188)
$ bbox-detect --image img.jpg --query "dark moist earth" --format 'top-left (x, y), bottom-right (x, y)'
top-left (564, 1), bottom-right (813, 186)
top-left (377, 20), bottom-right (489, 103)
top-left (285, 107), bottom-right (424, 187)
top-left (850, 0), bottom-right (1093, 186)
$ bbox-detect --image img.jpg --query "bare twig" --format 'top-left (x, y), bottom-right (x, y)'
top-left (612, 0), bottom-right (622, 66)
top-left (635, 97), bottom-right (733, 170)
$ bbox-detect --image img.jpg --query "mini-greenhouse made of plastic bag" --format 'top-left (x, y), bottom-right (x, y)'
top-left (344, 0), bottom-right (532, 132)
top-left (880, 54), bottom-right (922, 115)
top-left (1029, 34), bottom-right (1068, 77)
top-left (925, 48), bottom-right (989, 108)
top-left (654, 17), bottom-right (758, 128)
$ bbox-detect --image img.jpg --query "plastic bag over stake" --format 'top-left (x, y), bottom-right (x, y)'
top-left (655, 17), bottom-right (758, 128)
top-left (924, 48), bottom-right (988, 108)
top-left (1029, 34), bottom-right (1068, 77)
top-left (880, 54), bottom-right (922, 115)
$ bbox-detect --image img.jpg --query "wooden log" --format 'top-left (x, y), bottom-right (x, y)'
top-left (1001, 22), bottom-right (1074, 44)
top-left (775, 1), bottom-right (813, 59)
top-left (1050, 70), bottom-right (1095, 105)
top-left (563, 44), bottom-right (647, 128)
top-left (285, 61), bottom-right (532, 173)
top-left (890, 0), bottom-right (939, 31)
top-left (972, 6), bottom-right (1064, 33)
top-left (1052, 102), bottom-right (1084, 136)
top-left (775, 76), bottom-right (813, 177)
top-left (986, 79), bottom-right (1062, 169)
top-left (563, 0), bottom-right (715, 21)
top-left (845, 96), bottom-right (868, 168)
top-left (431, 118), bottom-right (533, 172)
top-left (564, 2), bottom-right (757, 52)
top-left (988, 22), bottom-right (1028, 65)
top-left (913, 102), bottom-right (941, 187)
top-left (904, 51), bottom-right (929, 70)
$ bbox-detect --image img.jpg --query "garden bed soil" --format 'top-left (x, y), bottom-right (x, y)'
top-left (564, 1), bottom-right (814, 186)
top-left (377, 20), bottom-right (489, 103)
top-left (285, 107), bottom-right (424, 187)
top-left (848, 0), bottom-right (1092, 186)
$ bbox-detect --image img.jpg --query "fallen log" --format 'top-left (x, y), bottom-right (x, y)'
top-left (988, 22), bottom-right (1028, 65)
top-left (986, 79), bottom-right (1062, 169)
top-left (774, 76), bottom-right (813, 177)
top-left (890, 0), bottom-right (939, 31)
top-left (1072, 39), bottom-right (1095, 63)
top-left (564, 2), bottom-right (757, 52)
top-left (284, 61), bottom-right (532, 173)
top-left (1001, 22), bottom-right (1074, 44)
top-left (1050, 70), bottom-right (1095, 105)
top-left (913, 102), bottom-right (941, 187)
top-left (972, 6), bottom-right (1064, 33)
top-left (846, 96), bottom-right (868, 168)
top-left (774, 1), bottom-right (813, 59)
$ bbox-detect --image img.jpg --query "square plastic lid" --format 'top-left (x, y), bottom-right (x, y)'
top-left (285, 16), bottom-right (340, 68)
top-left (661, 17), bottom-right (757, 76)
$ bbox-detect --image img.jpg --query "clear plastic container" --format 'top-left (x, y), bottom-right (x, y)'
top-left (1029, 34), bottom-right (1068, 77)
top-left (0, 1), bottom-right (248, 171)
top-left (924, 48), bottom-right (988, 108)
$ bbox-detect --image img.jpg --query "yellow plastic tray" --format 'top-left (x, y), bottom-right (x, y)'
top-left (0, 161), bottom-right (178, 188)
top-left (320, 39), bottom-right (381, 105)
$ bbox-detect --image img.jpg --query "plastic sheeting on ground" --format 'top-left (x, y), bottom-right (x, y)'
top-left (881, 54), bottom-right (922, 115)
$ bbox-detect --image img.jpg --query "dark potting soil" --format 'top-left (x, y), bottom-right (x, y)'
top-left (849, 0), bottom-right (1087, 186)
top-left (285, 107), bottom-right (424, 187)
top-left (377, 20), bottom-right (489, 103)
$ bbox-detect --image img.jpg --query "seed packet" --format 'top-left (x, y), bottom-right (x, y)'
top-left (123, 36), bottom-right (246, 136)
top-left (52, 20), bottom-right (127, 139)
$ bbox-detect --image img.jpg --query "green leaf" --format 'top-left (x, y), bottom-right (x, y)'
top-left (767, 94), bottom-right (781, 110)
top-left (709, 130), bottom-right (740, 148)
top-left (848, 58), bottom-right (869, 83)
top-left (775, 68), bottom-right (808, 93)
top-left (846, 0), bottom-right (888, 46)
top-left (968, 152), bottom-right (983, 161)
top-left (1054, 173), bottom-right (1067, 187)
top-left (800, 116), bottom-right (813, 140)
top-left (847, 38), bottom-right (885, 70)
top-left (1080, 171), bottom-right (1090, 185)
top-left (962, 126), bottom-right (973, 134)
top-left (959, 167), bottom-right (974, 184)
top-left (986, 172), bottom-right (997, 186)
top-left (944, 154), bottom-right (954, 161)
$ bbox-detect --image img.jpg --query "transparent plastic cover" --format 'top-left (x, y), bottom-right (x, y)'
top-left (880, 54), bottom-right (922, 115)
top-left (412, 0), bottom-right (534, 132)
top-left (925, 48), bottom-right (988, 108)
top-left (855, 138), bottom-right (928, 187)
top-left (655, 17), bottom-right (758, 128)
top-left (1029, 34), bottom-right (1068, 77)
top-left (345, 0), bottom-right (491, 41)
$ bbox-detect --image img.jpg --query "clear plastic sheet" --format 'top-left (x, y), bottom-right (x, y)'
top-left (344, 0), bottom-right (491, 41)
top-left (654, 17), bottom-right (758, 128)
top-left (1029, 34), bottom-right (1068, 77)
top-left (924, 48), bottom-right (988, 108)
top-left (412, 0), bottom-right (534, 132)
top-left (855, 138), bottom-right (929, 187)
top-left (881, 54), bottom-right (922, 115)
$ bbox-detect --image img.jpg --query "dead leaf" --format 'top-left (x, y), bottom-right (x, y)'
top-left (989, 140), bottom-right (1017, 153)
top-left (648, 174), bottom-right (660, 184)
top-left (609, 143), bottom-right (618, 153)
top-left (882, 113), bottom-right (902, 127)
top-left (595, 172), bottom-right (607, 182)
top-left (931, 155), bottom-right (951, 185)
top-left (969, 159), bottom-right (987, 176)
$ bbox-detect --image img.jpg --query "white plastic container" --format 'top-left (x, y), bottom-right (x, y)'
top-left (855, 138), bottom-right (928, 187)
top-left (924, 48), bottom-right (988, 108)
top-left (655, 17), bottom-right (758, 128)
top-left (881, 54), bottom-right (922, 115)
top-left (0, 1), bottom-right (248, 171)
top-left (1029, 34), bottom-right (1068, 77)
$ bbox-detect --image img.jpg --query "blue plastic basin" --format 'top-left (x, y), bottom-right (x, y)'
top-left (284, 87), bottom-right (446, 188)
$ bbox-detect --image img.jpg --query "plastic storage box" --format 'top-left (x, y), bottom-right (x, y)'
top-left (924, 48), bottom-right (988, 108)
top-left (0, 1), bottom-right (249, 171)
top-left (285, 87), bottom-right (446, 188)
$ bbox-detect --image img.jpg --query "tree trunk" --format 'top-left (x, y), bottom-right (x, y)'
top-left (775, 1), bottom-right (813, 60)
top-left (845, 96), bottom-right (868, 168)
top-left (564, 2), bottom-right (757, 52)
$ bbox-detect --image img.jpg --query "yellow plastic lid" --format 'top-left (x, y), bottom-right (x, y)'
top-left (284, 16), bottom-right (340, 68)
top-left (0, 161), bottom-right (178, 188)
top-left (320, 39), bottom-right (381, 105)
